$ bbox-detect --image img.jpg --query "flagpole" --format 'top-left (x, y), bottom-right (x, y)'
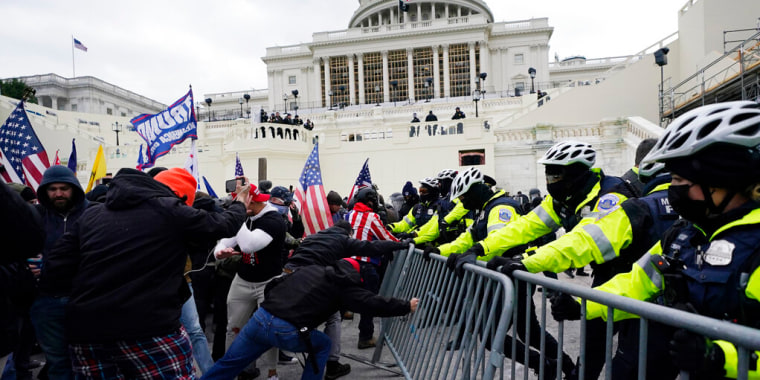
top-left (71, 35), bottom-right (75, 78)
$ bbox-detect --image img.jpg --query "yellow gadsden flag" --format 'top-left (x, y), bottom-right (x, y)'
top-left (85, 145), bottom-right (107, 192)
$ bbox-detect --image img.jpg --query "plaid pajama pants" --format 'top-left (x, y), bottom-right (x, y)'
top-left (70, 327), bottom-right (195, 379)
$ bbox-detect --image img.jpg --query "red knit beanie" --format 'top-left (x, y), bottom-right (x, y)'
top-left (154, 168), bottom-right (197, 206)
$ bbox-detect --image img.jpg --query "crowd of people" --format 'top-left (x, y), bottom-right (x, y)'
top-left (259, 110), bottom-right (314, 131)
top-left (3, 100), bottom-right (760, 380)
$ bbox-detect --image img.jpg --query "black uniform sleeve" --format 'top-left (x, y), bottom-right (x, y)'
top-left (0, 182), bottom-right (44, 264)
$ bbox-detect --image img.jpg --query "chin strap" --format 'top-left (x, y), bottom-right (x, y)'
top-left (699, 184), bottom-right (736, 215)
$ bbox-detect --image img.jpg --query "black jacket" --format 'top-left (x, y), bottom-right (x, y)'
top-left (0, 182), bottom-right (44, 356)
top-left (285, 225), bottom-right (405, 269)
top-left (42, 169), bottom-right (247, 343)
top-left (262, 261), bottom-right (410, 329)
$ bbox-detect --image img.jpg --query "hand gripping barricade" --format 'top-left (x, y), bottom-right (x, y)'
top-left (358, 244), bottom-right (515, 380)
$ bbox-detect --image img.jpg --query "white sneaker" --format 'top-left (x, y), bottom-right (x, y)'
top-left (267, 376), bottom-right (279, 380)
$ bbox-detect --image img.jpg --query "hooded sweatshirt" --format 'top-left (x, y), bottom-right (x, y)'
top-left (36, 166), bottom-right (88, 264)
top-left (262, 261), bottom-right (410, 329)
top-left (41, 168), bottom-right (247, 343)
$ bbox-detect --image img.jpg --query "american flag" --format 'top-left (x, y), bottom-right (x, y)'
top-left (235, 153), bottom-right (244, 176)
top-left (73, 38), bottom-right (88, 52)
top-left (0, 101), bottom-right (50, 189)
top-left (347, 158), bottom-right (372, 203)
top-left (294, 143), bottom-right (333, 236)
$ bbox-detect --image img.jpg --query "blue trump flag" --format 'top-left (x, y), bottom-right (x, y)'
top-left (132, 89), bottom-right (197, 169)
top-left (136, 144), bottom-right (144, 170)
top-left (67, 138), bottom-right (77, 174)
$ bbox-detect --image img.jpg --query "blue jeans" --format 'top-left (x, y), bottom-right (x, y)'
top-left (202, 308), bottom-right (331, 380)
top-left (30, 296), bottom-right (72, 380)
top-left (181, 284), bottom-right (215, 374)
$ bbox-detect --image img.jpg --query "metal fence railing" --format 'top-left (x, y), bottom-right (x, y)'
top-left (366, 246), bottom-right (760, 380)
top-left (368, 247), bottom-right (515, 380)
top-left (507, 269), bottom-right (760, 380)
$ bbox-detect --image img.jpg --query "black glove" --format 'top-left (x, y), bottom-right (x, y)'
top-left (453, 253), bottom-right (477, 278)
top-left (486, 256), bottom-right (511, 271)
top-left (463, 243), bottom-right (485, 258)
top-left (498, 256), bottom-right (527, 278)
top-left (383, 250), bottom-right (395, 263)
top-left (445, 253), bottom-right (460, 270)
top-left (669, 329), bottom-right (725, 377)
top-left (550, 293), bottom-right (581, 321)
top-left (394, 232), bottom-right (415, 240)
top-left (399, 238), bottom-right (415, 248)
top-left (423, 246), bottom-right (440, 261)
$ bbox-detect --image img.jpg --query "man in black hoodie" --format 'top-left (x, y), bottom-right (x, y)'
top-left (202, 258), bottom-right (418, 380)
top-left (41, 168), bottom-right (249, 379)
top-left (28, 165), bottom-right (89, 379)
top-left (285, 220), bottom-right (409, 379)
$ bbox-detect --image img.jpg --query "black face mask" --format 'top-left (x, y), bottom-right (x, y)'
top-left (547, 181), bottom-right (572, 203)
top-left (667, 184), bottom-right (710, 226)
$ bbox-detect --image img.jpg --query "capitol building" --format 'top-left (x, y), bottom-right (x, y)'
top-left (2, 0), bottom-right (759, 197)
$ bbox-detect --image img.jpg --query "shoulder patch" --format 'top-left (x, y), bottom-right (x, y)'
top-left (597, 194), bottom-right (621, 212)
top-left (498, 208), bottom-right (512, 223)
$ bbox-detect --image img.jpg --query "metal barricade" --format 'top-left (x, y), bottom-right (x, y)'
top-left (508, 269), bottom-right (760, 380)
top-left (370, 246), bottom-right (515, 380)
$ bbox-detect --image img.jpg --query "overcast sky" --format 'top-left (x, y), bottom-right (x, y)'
top-left (0, 0), bottom-right (686, 105)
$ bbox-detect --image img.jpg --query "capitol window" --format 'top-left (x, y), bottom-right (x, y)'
top-left (288, 76), bottom-right (297, 84)
top-left (514, 53), bottom-right (524, 64)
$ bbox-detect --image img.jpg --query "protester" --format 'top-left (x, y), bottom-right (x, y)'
top-left (202, 258), bottom-right (418, 380)
top-left (346, 187), bottom-right (400, 349)
top-left (215, 182), bottom-right (287, 380)
top-left (284, 220), bottom-right (409, 379)
top-left (29, 166), bottom-right (90, 380)
top-left (621, 138), bottom-right (658, 197)
top-left (411, 113), bottom-right (420, 122)
top-left (0, 181), bottom-right (44, 375)
top-left (399, 181), bottom-right (419, 217)
top-left (39, 167), bottom-right (248, 379)
top-left (425, 110), bottom-right (438, 122)
top-left (326, 190), bottom-right (348, 224)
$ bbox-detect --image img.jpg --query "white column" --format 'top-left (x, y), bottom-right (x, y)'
top-left (431, 3), bottom-right (435, 19)
top-left (407, 48), bottom-right (415, 102)
top-left (51, 96), bottom-right (58, 110)
top-left (382, 50), bottom-right (390, 103)
top-left (445, 4), bottom-right (449, 19)
top-left (469, 42), bottom-right (477, 94)
top-left (313, 59), bottom-right (322, 108)
top-left (377, 12), bottom-right (381, 26)
top-left (417, 2), bottom-right (421, 21)
top-left (443, 44), bottom-right (450, 98)
top-left (348, 55), bottom-right (356, 105)
top-left (479, 41), bottom-right (489, 80)
top-left (324, 58), bottom-right (331, 108)
top-left (432, 46), bottom-right (440, 99)
top-left (358, 53), bottom-right (366, 104)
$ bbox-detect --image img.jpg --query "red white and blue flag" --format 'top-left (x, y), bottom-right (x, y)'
top-left (184, 139), bottom-right (201, 190)
top-left (73, 38), bottom-right (88, 52)
top-left (133, 89), bottom-right (197, 170)
top-left (0, 100), bottom-right (50, 189)
top-left (294, 143), bottom-right (333, 236)
top-left (235, 153), bottom-right (244, 177)
top-left (347, 158), bottom-right (372, 203)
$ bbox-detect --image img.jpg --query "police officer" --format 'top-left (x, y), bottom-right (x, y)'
top-left (389, 177), bottom-right (440, 237)
top-left (413, 169), bottom-right (471, 246)
top-left (491, 161), bottom-right (677, 379)
top-left (449, 140), bottom-right (636, 267)
top-left (430, 167), bottom-right (576, 378)
top-left (557, 101), bottom-right (760, 379)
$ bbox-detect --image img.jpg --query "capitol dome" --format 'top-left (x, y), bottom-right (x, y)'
top-left (349, 0), bottom-right (494, 28)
